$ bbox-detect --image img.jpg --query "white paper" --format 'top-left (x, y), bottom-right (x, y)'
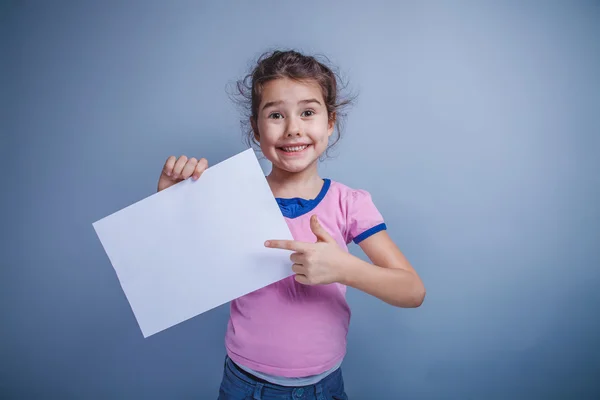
top-left (93, 148), bottom-right (294, 338)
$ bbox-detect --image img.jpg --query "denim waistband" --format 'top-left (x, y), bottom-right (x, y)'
top-left (224, 355), bottom-right (339, 397)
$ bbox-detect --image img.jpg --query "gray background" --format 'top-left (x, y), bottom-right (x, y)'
top-left (2, 1), bottom-right (599, 399)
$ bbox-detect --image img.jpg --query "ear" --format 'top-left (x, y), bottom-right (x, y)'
top-left (250, 116), bottom-right (260, 142)
top-left (327, 112), bottom-right (336, 137)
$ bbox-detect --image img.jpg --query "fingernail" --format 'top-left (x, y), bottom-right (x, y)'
top-left (264, 241), bottom-right (271, 247)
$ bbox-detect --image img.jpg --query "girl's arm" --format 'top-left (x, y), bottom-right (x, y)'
top-left (266, 215), bottom-right (425, 307)
top-left (341, 231), bottom-right (426, 308)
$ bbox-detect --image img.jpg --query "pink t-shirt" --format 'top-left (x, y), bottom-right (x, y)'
top-left (224, 179), bottom-right (386, 378)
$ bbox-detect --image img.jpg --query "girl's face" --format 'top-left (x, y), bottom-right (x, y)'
top-left (252, 78), bottom-right (334, 174)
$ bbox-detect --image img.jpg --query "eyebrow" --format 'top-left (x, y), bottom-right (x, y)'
top-left (261, 98), bottom-right (322, 111)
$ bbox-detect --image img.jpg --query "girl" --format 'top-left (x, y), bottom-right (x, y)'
top-left (156, 50), bottom-right (425, 400)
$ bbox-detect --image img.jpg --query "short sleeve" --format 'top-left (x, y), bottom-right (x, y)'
top-left (345, 189), bottom-right (387, 244)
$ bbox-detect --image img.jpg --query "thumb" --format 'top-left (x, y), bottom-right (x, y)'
top-left (310, 215), bottom-right (334, 243)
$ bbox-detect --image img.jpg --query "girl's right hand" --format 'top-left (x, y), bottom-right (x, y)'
top-left (157, 155), bottom-right (208, 192)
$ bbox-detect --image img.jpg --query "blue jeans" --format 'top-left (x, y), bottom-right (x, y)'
top-left (217, 356), bottom-right (349, 400)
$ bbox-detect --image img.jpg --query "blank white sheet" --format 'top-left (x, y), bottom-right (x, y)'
top-left (93, 149), bottom-right (294, 338)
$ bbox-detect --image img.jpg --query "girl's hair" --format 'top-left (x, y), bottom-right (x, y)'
top-left (231, 49), bottom-right (355, 157)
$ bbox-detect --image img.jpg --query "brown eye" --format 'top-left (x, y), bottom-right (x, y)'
top-left (301, 110), bottom-right (315, 117)
top-left (269, 112), bottom-right (283, 119)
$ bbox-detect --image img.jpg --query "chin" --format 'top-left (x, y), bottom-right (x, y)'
top-left (278, 163), bottom-right (313, 173)
top-left (268, 158), bottom-right (311, 173)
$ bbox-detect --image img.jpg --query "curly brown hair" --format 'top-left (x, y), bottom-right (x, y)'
top-left (231, 49), bottom-right (355, 158)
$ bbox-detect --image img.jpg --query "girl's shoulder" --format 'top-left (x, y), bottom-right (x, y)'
top-left (326, 179), bottom-right (376, 203)
top-left (324, 179), bottom-right (385, 245)
top-left (323, 178), bottom-right (381, 219)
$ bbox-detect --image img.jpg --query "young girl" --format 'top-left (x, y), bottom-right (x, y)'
top-left (156, 50), bottom-right (425, 400)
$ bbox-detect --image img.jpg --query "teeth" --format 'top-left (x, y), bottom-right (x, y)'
top-left (282, 145), bottom-right (308, 152)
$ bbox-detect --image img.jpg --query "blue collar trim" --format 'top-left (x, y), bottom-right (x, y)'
top-left (276, 179), bottom-right (331, 219)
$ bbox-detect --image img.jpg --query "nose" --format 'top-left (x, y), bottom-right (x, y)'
top-left (285, 116), bottom-right (302, 137)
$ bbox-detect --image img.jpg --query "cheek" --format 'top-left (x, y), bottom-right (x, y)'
top-left (257, 121), bottom-right (274, 142)
top-left (312, 120), bottom-right (332, 144)
top-left (257, 127), bottom-right (281, 154)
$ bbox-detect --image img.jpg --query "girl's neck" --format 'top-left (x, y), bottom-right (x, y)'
top-left (267, 162), bottom-right (323, 199)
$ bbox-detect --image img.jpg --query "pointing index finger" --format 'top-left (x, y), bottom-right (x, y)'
top-left (265, 240), bottom-right (310, 252)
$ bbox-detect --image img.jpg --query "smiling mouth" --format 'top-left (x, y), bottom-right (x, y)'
top-left (278, 144), bottom-right (310, 153)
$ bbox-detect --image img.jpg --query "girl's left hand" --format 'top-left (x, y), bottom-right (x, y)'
top-left (265, 215), bottom-right (349, 285)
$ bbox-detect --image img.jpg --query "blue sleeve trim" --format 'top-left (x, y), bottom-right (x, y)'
top-left (353, 223), bottom-right (387, 244)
